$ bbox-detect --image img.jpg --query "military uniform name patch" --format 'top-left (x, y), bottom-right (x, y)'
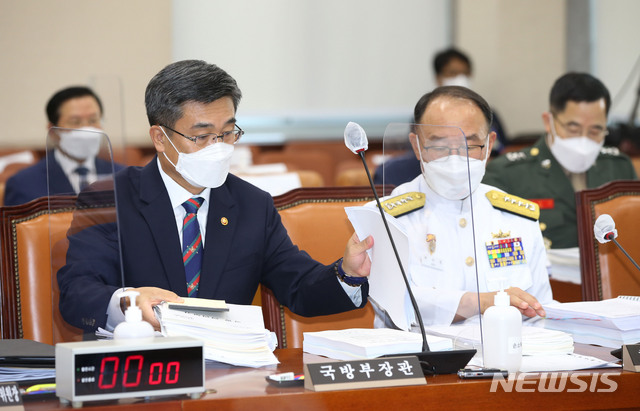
top-left (486, 237), bottom-right (526, 268)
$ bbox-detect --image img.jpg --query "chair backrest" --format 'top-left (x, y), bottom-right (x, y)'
top-left (576, 180), bottom-right (640, 300)
top-left (262, 186), bottom-right (392, 348)
top-left (0, 196), bottom-right (83, 344)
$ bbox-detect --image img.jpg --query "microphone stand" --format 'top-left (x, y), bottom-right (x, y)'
top-left (357, 149), bottom-right (476, 374)
top-left (628, 70), bottom-right (640, 127)
top-left (611, 238), bottom-right (640, 272)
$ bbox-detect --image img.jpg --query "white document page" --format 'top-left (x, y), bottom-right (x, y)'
top-left (345, 206), bottom-right (414, 331)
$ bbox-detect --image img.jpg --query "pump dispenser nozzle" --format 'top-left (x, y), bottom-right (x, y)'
top-left (494, 288), bottom-right (510, 307)
top-left (113, 290), bottom-right (155, 341)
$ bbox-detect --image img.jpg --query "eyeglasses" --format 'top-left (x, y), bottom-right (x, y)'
top-left (59, 116), bottom-right (102, 129)
top-left (421, 144), bottom-right (486, 161)
top-left (160, 124), bottom-right (244, 147)
top-left (552, 117), bottom-right (608, 141)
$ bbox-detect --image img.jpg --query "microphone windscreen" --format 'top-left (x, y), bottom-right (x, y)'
top-left (594, 214), bottom-right (618, 244)
top-left (344, 122), bottom-right (369, 154)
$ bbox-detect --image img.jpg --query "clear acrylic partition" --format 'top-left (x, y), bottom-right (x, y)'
top-left (89, 76), bottom-right (128, 164)
top-left (379, 122), bottom-right (415, 197)
top-left (46, 127), bottom-right (122, 342)
top-left (370, 123), bottom-right (483, 373)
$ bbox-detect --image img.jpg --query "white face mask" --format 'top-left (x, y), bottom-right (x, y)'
top-left (548, 117), bottom-right (603, 173)
top-left (161, 127), bottom-right (234, 189)
top-left (57, 127), bottom-right (102, 160)
top-left (441, 74), bottom-right (472, 89)
top-left (419, 139), bottom-right (489, 200)
top-left (421, 156), bottom-right (486, 200)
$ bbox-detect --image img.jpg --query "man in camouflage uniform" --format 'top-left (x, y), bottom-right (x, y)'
top-left (484, 73), bottom-right (636, 249)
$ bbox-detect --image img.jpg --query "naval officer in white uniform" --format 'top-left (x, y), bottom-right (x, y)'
top-left (371, 86), bottom-right (553, 327)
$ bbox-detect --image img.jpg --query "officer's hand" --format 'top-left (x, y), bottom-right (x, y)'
top-left (341, 232), bottom-right (373, 278)
top-left (504, 287), bottom-right (546, 318)
top-left (127, 287), bottom-right (183, 330)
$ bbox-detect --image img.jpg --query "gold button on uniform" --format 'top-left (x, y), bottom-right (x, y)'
top-left (465, 256), bottom-right (474, 266)
top-left (459, 218), bottom-right (467, 228)
top-left (530, 147), bottom-right (539, 156)
top-left (539, 222), bottom-right (547, 231)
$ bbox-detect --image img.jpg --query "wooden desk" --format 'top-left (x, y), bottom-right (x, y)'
top-left (24, 347), bottom-right (640, 410)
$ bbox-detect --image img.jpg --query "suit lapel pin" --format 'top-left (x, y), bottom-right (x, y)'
top-left (220, 217), bottom-right (229, 226)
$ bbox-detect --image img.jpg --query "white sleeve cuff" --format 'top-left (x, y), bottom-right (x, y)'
top-left (337, 276), bottom-right (364, 307)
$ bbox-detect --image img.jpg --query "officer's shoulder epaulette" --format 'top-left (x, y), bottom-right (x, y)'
top-left (380, 192), bottom-right (425, 217)
top-left (599, 146), bottom-right (622, 157)
top-left (485, 190), bottom-right (540, 221)
top-left (503, 151), bottom-right (528, 163)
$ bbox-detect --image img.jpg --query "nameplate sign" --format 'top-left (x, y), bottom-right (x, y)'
top-left (304, 356), bottom-right (425, 392)
top-left (623, 344), bottom-right (640, 372)
top-left (0, 382), bottom-right (23, 410)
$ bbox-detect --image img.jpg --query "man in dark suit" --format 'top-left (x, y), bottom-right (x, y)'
top-left (58, 60), bottom-right (373, 332)
top-left (4, 86), bottom-right (123, 206)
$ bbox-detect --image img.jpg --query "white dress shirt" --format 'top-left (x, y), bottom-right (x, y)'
top-left (54, 149), bottom-right (96, 194)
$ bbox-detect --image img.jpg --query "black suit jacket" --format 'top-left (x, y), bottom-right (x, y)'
top-left (58, 158), bottom-right (367, 331)
top-left (3, 151), bottom-right (122, 206)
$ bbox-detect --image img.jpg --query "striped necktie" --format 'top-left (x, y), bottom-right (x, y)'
top-left (182, 197), bottom-right (204, 297)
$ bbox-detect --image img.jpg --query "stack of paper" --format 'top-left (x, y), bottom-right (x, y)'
top-left (0, 367), bottom-right (55, 383)
top-left (426, 324), bottom-right (574, 355)
top-left (543, 296), bottom-right (640, 348)
top-left (154, 301), bottom-right (278, 367)
top-left (303, 328), bottom-right (453, 361)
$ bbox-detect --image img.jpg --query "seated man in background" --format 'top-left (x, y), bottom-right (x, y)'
top-left (373, 47), bottom-right (508, 186)
top-left (371, 86), bottom-right (552, 328)
top-left (58, 60), bottom-right (373, 333)
top-left (483, 73), bottom-right (637, 251)
top-left (4, 86), bottom-right (123, 206)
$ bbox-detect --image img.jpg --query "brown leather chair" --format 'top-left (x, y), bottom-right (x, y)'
top-left (576, 180), bottom-right (640, 300)
top-left (262, 186), bottom-right (392, 348)
top-left (0, 196), bottom-right (84, 344)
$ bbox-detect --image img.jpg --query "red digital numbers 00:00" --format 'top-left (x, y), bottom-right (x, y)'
top-left (98, 355), bottom-right (180, 389)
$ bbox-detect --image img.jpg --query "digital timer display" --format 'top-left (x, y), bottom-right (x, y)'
top-left (56, 337), bottom-right (205, 406)
top-left (74, 346), bottom-right (202, 395)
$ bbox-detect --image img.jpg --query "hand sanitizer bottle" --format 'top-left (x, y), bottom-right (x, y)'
top-left (113, 290), bottom-right (155, 341)
top-left (483, 288), bottom-right (522, 373)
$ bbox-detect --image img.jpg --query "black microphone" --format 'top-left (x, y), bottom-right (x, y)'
top-left (594, 214), bottom-right (640, 272)
top-left (344, 122), bottom-right (475, 374)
